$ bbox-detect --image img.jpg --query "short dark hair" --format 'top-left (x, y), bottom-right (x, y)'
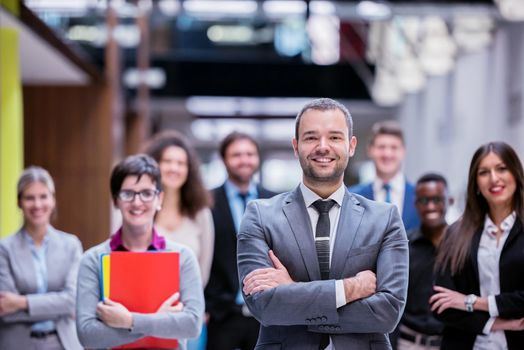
top-left (416, 173), bottom-right (448, 188)
top-left (110, 154), bottom-right (161, 204)
top-left (219, 131), bottom-right (259, 159)
top-left (295, 98), bottom-right (353, 140)
top-left (144, 130), bottom-right (212, 218)
top-left (368, 120), bottom-right (404, 146)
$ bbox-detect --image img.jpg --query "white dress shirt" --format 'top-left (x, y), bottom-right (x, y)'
top-left (475, 212), bottom-right (516, 350)
top-left (300, 183), bottom-right (347, 350)
top-left (372, 172), bottom-right (405, 217)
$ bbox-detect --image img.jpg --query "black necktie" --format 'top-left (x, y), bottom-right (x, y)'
top-left (238, 192), bottom-right (248, 212)
top-left (312, 199), bottom-right (336, 281)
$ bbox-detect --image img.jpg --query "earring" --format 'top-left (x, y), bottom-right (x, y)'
top-left (157, 205), bottom-right (162, 211)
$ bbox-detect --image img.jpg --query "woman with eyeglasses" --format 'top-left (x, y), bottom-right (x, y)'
top-left (0, 166), bottom-right (83, 350)
top-left (76, 154), bottom-right (204, 350)
top-left (430, 141), bottom-right (524, 349)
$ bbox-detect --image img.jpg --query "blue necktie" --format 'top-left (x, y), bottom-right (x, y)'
top-left (383, 183), bottom-right (392, 203)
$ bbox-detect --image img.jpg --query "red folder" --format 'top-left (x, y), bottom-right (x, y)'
top-left (104, 251), bottom-right (180, 349)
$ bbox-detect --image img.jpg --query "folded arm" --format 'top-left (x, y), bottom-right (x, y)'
top-left (309, 207), bottom-right (408, 334)
top-left (0, 238), bottom-right (82, 323)
top-left (76, 247), bottom-right (204, 349)
top-left (237, 202), bottom-right (408, 333)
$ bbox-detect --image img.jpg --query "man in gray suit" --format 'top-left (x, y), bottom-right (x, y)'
top-left (237, 98), bottom-right (409, 349)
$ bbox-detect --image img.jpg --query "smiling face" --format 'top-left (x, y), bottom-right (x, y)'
top-left (19, 181), bottom-right (55, 229)
top-left (476, 152), bottom-right (517, 212)
top-left (117, 175), bottom-right (163, 232)
top-left (367, 134), bottom-right (405, 180)
top-left (415, 181), bottom-right (449, 229)
top-left (293, 108), bottom-right (356, 188)
top-left (223, 139), bottom-right (260, 186)
top-left (159, 145), bottom-right (189, 191)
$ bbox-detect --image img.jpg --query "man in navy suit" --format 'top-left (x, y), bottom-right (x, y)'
top-left (349, 120), bottom-right (419, 233)
top-left (205, 131), bottom-right (276, 350)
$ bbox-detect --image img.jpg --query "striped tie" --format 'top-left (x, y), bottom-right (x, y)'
top-left (312, 199), bottom-right (336, 281)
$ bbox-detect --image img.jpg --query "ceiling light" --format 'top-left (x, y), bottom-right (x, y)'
top-left (356, 1), bottom-right (392, 21)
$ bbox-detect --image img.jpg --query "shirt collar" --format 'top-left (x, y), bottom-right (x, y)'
top-left (484, 211), bottom-right (516, 236)
top-left (373, 171), bottom-right (405, 194)
top-left (109, 226), bottom-right (166, 251)
top-left (300, 182), bottom-right (345, 208)
top-left (224, 179), bottom-right (258, 198)
top-left (22, 227), bottom-right (51, 246)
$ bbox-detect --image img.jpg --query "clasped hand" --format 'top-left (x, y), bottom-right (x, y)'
top-left (243, 250), bottom-right (293, 295)
top-left (96, 292), bottom-right (184, 329)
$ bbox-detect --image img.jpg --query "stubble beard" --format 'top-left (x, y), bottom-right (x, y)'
top-left (300, 156), bottom-right (348, 186)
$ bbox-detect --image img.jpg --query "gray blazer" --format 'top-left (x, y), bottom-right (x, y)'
top-left (76, 238), bottom-right (204, 350)
top-left (237, 187), bottom-right (409, 350)
top-left (0, 227), bottom-right (83, 350)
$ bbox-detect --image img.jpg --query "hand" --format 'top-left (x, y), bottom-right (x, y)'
top-left (343, 270), bottom-right (376, 303)
top-left (243, 250), bottom-right (294, 295)
top-left (157, 292), bottom-right (184, 313)
top-left (492, 317), bottom-right (524, 331)
top-left (0, 291), bottom-right (27, 315)
top-left (429, 286), bottom-right (467, 314)
top-left (96, 299), bottom-right (133, 329)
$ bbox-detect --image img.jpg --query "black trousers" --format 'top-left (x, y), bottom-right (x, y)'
top-left (207, 312), bottom-right (260, 350)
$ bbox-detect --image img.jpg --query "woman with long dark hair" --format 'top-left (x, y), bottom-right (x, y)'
top-left (145, 130), bottom-right (214, 286)
top-left (431, 141), bottom-right (524, 349)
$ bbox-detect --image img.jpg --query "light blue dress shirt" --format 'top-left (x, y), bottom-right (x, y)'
top-left (23, 230), bottom-right (56, 333)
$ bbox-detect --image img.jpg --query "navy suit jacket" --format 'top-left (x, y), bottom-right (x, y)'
top-left (348, 181), bottom-right (420, 233)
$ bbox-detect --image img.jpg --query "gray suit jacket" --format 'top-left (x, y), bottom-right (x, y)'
top-left (237, 186), bottom-right (409, 350)
top-left (76, 238), bottom-right (204, 350)
top-left (0, 227), bottom-right (83, 350)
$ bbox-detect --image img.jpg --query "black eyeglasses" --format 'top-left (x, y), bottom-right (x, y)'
top-left (118, 189), bottom-right (158, 202)
top-left (416, 196), bottom-right (446, 205)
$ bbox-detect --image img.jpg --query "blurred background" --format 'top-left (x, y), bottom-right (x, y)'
top-left (1, 0), bottom-right (524, 247)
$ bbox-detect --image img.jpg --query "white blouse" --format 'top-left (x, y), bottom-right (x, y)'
top-left (474, 211), bottom-right (516, 350)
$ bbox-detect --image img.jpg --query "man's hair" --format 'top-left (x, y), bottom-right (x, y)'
top-left (368, 120), bottom-right (404, 146)
top-left (110, 154), bottom-right (162, 204)
top-left (295, 98), bottom-right (353, 140)
top-left (219, 131), bottom-right (259, 159)
top-left (416, 173), bottom-right (448, 188)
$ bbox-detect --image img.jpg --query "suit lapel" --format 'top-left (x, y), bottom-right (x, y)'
top-left (282, 187), bottom-right (320, 281)
top-left (14, 231), bottom-right (37, 292)
top-left (330, 190), bottom-right (364, 279)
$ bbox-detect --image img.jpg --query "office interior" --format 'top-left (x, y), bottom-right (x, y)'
top-left (1, 0), bottom-right (524, 249)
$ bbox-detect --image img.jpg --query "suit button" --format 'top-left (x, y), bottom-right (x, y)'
top-left (306, 318), bottom-right (311, 323)
top-left (319, 325), bottom-right (324, 330)
top-left (336, 326), bottom-right (341, 331)
top-left (321, 316), bottom-right (327, 322)
top-left (329, 326), bottom-right (335, 331)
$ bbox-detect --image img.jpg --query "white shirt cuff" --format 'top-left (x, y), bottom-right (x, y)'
top-left (482, 317), bottom-right (496, 335)
top-left (335, 280), bottom-right (346, 308)
top-left (488, 295), bottom-right (499, 317)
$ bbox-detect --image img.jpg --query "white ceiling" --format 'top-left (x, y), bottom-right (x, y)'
top-left (0, 6), bottom-right (89, 85)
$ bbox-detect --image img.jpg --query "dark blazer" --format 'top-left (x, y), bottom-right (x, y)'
top-left (205, 184), bottom-right (276, 321)
top-left (434, 220), bottom-right (524, 350)
top-left (348, 181), bottom-right (420, 232)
